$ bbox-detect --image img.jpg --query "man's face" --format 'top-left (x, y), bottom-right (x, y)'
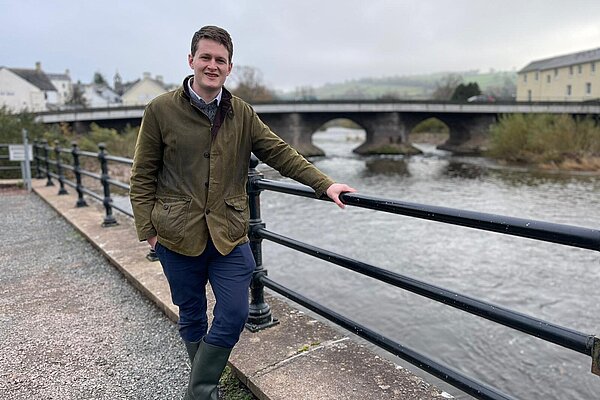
top-left (188, 38), bottom-right (233, 99)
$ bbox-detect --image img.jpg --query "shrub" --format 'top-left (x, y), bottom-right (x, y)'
top-left (487, 113), bottom-right (600, 165)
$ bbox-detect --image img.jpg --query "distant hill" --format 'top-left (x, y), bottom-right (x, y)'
top-left (278, 70), bottom-right (517, 101)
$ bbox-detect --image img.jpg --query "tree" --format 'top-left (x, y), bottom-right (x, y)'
top-left (485, 76), bottom-right (517, 101)
top-left (432, 73), bottom-right (463, 100)
top-left (229, 66), bottom-right (275, 103)
top-left (65, 81), bottom-right (88, 108)
top-left (294, 86), bottom-right (316, 101)
top-left (451, 82), bottom-right (481, 101)
top-left (0, 107), bottom-right (47, 144)
top-left (93, 71), bottom-right (108, 86)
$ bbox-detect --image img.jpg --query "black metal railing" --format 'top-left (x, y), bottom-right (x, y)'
top-left (0, 143), bottom-right (24, 178)
top-left (31, 142), bottom-right (599, 400)
top-left (244, 156), bottom-right (600, 400)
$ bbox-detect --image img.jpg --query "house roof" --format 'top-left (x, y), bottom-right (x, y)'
top-left (46, 72), bottom-right (71, 81)
top-left (519, 47), bottom-right (600, 73)
top-left (9, 68), bottom-right (57, 91)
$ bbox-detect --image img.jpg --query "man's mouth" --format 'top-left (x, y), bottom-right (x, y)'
top-left (205, 72), bottom-right (219, 79)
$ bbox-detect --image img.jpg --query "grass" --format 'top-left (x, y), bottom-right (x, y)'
top-left (219, 366), bottom-right (257, 400)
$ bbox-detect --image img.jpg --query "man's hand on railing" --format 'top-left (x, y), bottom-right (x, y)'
top-left (326, 183), bottom-right (357, 209)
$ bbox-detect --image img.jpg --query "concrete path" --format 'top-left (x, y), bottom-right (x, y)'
top-left (2, 180), bottom-right (450, 399)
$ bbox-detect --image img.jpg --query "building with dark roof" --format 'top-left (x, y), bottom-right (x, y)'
top-left (517, 47), bottom-right (600, 102)
top-left (0, 62), bottom-right (59, 112)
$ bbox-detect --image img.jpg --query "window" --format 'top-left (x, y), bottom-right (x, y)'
top-left (592, 62), bottom-right (596, 73)
top-left (535, 71), bottom-right (539, 80)
top-left (566, 85), bottom-right (572, 96)
top-left (546, 75), bottom-right (551, 83)
top-left (586, 82), bottom-right (592, 94)
top-left (578, 65), bottom-right (582, 74)
top-left (527, 90), bottom-right (532, 101)
top-left (554, 68), bottom-right (558, 76)
top-left (523, 74), bottom-right (527, 83)
top-left (569, 66), bottom-right (574, 75)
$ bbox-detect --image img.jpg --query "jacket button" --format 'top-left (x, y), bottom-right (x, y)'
top-left (206, 209), bottom-right (211, 215)
top-left (163, 204), bottom-right (169, 210)
top-left (204, 181), bottom-right (209, 188)
top-left (204, 152), bottom-right (210, 158)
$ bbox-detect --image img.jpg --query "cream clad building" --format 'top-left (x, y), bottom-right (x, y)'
top-left (517, 47), bottom-right (600, 102)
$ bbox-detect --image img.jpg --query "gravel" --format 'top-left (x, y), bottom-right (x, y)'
top-left (0, 188), bottom-right (188, 399)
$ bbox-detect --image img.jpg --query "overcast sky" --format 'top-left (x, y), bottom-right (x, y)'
top-left (2, 0), bottom-right (600, 91)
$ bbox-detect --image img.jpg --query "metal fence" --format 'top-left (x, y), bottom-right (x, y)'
top-left (32, 141), bottom-right (600, 400)
top-left (0, 143), bottom-right (24, 178)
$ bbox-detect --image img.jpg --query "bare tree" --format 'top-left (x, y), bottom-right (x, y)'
top-left (432, 73), bottom-right (463, 101)
top-left (229, 66), bottom-right (275, 103)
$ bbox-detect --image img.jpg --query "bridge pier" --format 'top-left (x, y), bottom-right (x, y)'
top-left (260, 113), bottom-right (329, 157)
top-left (352, 113), bottom-right (422, 155)
top-left (437, 114), bottom-right (497, 155)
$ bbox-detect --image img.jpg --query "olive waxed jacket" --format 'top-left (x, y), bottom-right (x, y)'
top-left (130, 77), bottom-right (335, 256)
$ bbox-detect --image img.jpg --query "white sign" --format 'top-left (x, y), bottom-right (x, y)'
top-left (8, 144), bottom-right (33, 161)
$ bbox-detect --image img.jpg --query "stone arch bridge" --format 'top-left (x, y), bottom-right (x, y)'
top-left (37, 101), bottom-right (600, 156)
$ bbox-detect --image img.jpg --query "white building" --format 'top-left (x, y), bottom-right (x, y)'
top-left (80, 83), bottom-right (122, 108)
top-left (47, 70), bottom-right (73, 106)
top-left (0, 62), bottom-right (58, 112)
top-left (121, 72), bottom-right (170, 106)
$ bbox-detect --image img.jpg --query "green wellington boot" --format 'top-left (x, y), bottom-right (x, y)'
top-left (183, 340), bottom-right (201, 363)
top-left (184, 339), bottom-right (232, 400)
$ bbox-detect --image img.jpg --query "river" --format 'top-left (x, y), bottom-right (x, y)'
top-left (255, 127), bottom-right (600, 400)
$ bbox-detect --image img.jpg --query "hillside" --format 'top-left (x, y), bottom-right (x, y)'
top-left (278, 70), bottom-right (517, 101)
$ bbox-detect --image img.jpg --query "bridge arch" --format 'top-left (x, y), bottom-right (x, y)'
top-left (312, 118), bottom-right (367, 156)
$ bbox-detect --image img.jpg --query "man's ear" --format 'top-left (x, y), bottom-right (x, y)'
top-left (188, 54), bottom-right (194, 69)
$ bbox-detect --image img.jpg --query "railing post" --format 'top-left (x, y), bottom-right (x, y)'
top-left (33, 140), bottom-right (43, 179)
top-left (245, 154), bottom-right (279, 332)
top-left (42, 139), bottom-right (54, 186)
top-left (54, 141), bottom-right (68, 195)
top-left (71, 142), bottom-right (87, 207)
top-left (98, 143), bottom-right (118, 227)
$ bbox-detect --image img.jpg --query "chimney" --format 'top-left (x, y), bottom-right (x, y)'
top-left (35, 62), bottom-right (42, 72)
top-left (65, 69), bottom-right (70, 77)
top-left (156, 75), bottom-right (163, 83)
top-left (143, 71), bottom-right (151, 79)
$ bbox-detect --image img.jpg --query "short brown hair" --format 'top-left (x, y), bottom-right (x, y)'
top-left (191, 25), bottom-right (233, 63)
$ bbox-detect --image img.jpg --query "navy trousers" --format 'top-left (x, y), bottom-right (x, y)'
top-left (155, 238), bottom-right (255, 349)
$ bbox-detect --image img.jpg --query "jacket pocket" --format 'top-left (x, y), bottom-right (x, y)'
top-left (151, 196), bottom-right (191, 244)
top-left (224, 194), bottom-right (249, 241)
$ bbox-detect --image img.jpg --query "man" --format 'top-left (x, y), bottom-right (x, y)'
top-left (130, 25), bottom-right (355, 400)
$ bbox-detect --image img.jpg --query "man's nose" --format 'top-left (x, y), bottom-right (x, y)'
top-left (206, 59), bottom-right (217, 69)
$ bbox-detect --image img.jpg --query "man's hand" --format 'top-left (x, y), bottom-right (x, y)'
top-left (326, 183), bottom-right (357, 209)
top-left (147, 235), bottom-right (158, 250)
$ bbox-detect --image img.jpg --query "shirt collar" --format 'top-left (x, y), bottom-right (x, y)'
top-left (188, 78), bottom-right (222, 105)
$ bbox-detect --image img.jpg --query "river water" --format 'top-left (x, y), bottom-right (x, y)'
top-left (256, 128), bottom-right (600, 400)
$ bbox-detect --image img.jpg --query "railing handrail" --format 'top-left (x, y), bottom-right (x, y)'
top-left (254, 178), bottom-right (600, 252)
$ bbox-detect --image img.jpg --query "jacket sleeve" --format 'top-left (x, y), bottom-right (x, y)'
top-left (249, 108), bottom-right (335, 198)
top-left (130, 106), bottom-right (162, 241)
